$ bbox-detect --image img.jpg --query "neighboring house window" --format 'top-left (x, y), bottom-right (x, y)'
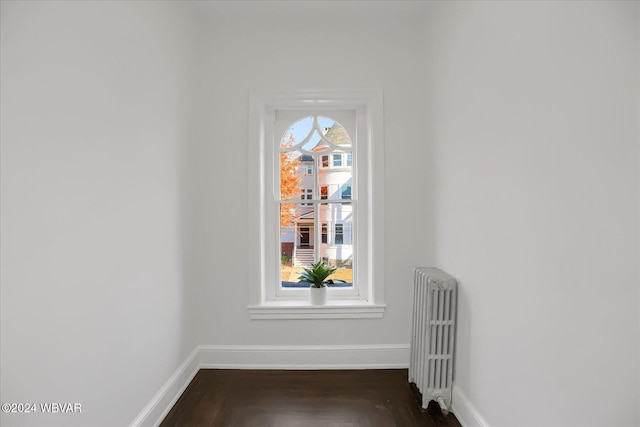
top-left (320, 186), bottom-right (328, 200)
top-left (248, 91), bottom-right (385, 319)
top-left (335, 224), bottom-right (344, 244)
top-left (341, 185), bottom-right (351, 200)
top-left (301, 188), bottom-right (312, 205)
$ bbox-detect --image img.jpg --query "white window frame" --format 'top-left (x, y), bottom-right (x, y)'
top-left (247, 90), bottom-right (385, 319)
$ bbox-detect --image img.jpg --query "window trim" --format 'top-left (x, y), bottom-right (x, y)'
top-left (248, 90), bottom-right (385, 320)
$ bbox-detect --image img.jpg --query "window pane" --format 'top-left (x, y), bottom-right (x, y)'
top-left (318, 202), bottom-right (353, 285)
top-left (333, 154), bottom-right (342, 167)
top-left (282, 116), bottom-right (331, 153)
top-left (280, 202), bottom-right (314, 287)
top-left (280, 117), bottom-right (313, 149)
top-left (280, 150), bottom-right (302, 200)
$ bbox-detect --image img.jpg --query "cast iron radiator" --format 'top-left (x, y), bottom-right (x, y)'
top-left (409, 268), bottom-right (457, 413)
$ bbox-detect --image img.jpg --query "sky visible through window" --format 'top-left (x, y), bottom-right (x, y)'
top-left (282, 116), bottom-right (336, 149)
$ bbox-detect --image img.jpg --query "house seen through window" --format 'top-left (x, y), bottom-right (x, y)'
top-left (279, 116), bottom-right (354, 289)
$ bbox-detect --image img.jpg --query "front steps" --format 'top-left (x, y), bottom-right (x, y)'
top-left (293, 247), bottom-right (314, 267)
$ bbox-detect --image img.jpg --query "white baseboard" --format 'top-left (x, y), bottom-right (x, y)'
top-left (129, 348), bottom-right (199, 427)
top-left (131, 343), bottom-right (410, 426)
top-left (198, 344), bottom-right (410, 369)
top-left (452, 385), bottom-right (489, 427)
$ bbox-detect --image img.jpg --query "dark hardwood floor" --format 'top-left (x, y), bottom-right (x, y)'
top-left (160, 369), bottom-right (461, 427)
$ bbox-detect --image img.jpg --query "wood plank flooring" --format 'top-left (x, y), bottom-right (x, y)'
top-left (160, 369), bottom-right (461, 427)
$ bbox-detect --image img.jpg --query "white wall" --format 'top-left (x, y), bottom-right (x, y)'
top-left (187, 1), bottom-right (433, 345)
top-left (3, 1), bottom-right (638, 426)
top-left (424, 1), bottom-right (640, 425)
top-left (0, 2), bottom-right (196, 425)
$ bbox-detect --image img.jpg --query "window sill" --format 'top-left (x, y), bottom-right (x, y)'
top-left (247, 301), bottom-right (386, 320)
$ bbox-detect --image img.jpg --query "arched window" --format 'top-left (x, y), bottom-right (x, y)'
top-left (278, 116), bottom-right (354, 289)
top-left (248, 91), bottom-right (385, 319)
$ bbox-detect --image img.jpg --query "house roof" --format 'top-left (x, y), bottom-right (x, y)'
top-left (295, 122), bottom-right (351, 161)
top-left (297, 210), bottom-right (314, 221)
top-left (323, 122), bottom-right (351, 146)
top-left (311, 122), bottom-right (351, 152)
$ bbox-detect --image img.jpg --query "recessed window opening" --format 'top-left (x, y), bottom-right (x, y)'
top-left (248, 91), bottom-right (385, 318)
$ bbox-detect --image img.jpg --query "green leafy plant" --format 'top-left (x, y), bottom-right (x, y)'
top-left (297, 262), bottom-right (337, 288)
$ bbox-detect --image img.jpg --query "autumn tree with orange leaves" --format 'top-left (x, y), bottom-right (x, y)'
top-left (280, 134), bottom-right (301, 228)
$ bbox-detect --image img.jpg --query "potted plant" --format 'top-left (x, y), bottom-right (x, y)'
top-left (298, 262), bottom-right (337, 305)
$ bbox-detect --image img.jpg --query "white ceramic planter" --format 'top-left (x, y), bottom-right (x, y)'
top-left (310, 286), bottom-right (327, 305)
